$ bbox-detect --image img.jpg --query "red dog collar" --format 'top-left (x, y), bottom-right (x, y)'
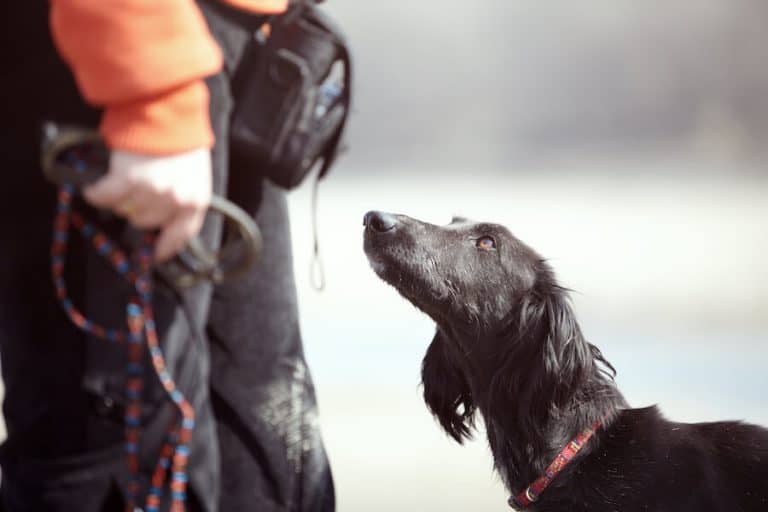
top-left (508, 419), bottom-right (603, 510)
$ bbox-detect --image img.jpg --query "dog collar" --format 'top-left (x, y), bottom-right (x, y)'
top-left (508, 419), bottom-right (603, 510)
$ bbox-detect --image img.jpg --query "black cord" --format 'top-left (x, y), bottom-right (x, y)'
top-left (309, 167), bottom-right (326, 292)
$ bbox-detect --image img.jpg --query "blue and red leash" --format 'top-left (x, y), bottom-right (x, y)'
top-left (51, 182), bottom-right (194, 512)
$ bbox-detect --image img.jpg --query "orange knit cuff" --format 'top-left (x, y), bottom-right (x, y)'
top-left (100, 80), bottom-right (214, 155)
top-left (222, 0), bottom-right (288, 14)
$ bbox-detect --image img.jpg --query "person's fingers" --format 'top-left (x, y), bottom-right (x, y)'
top-left (123, 189), bottom-right (176, 229)
top-left (82, 171), bottom-right (133, 210)
top-left (154, 208), bottom-right (205, 263)
top-left (107, 187), bottom-right (143, 220)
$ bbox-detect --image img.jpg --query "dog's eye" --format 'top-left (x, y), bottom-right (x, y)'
top-left (476, 236), bottom-right (496, 251)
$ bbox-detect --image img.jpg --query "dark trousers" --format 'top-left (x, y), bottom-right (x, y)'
top-left (0, 2), bottom-right (333, 510)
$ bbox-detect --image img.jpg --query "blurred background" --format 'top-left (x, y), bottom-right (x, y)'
top-left (286, 1), bottom-right (768, 511)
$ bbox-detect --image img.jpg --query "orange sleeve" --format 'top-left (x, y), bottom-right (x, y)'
top-left (222, 0), bottom-right (288, 13)
top-left (50, 0), bottom-right (224, 154)
top-left (50, 0), bottom-right (289, 155)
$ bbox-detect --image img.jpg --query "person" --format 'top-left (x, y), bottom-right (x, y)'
top-left (0, 1), bottom-right (334, 510)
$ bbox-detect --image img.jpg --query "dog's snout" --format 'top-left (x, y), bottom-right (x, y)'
top-left (364, 211), bottom-right (398, 233)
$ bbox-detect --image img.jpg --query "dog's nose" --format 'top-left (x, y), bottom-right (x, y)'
top-left (364, 211), bottom-right (398, 233)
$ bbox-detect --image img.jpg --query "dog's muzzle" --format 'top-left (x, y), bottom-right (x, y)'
top-left (363, 210), bottom-right (398, 233)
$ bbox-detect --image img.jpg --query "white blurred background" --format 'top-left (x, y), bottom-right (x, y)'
top-left (287, 1), bottom-right (768, 511)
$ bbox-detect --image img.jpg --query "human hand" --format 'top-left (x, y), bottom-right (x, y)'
top-left (83, 148), bottom-right (212, 262)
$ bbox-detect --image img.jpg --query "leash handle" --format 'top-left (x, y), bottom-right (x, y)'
top-left (40, 122), bottom-right (263, 287)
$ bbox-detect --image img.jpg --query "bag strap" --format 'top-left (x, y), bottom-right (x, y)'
top-left (310, 31), bottom-right (350, 291)
top-left (311, 6), bottom-right (352, 180)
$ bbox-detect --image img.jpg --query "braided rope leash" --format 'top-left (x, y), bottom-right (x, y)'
top-left (51, 183), bottom-right (194, 512)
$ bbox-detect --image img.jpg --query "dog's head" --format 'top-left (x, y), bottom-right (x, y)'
top-left (363, 211), bottom-right (615, 447)
top-left (363, 211), bottom-right (540, 328)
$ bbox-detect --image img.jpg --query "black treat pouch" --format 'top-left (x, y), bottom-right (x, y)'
top-left (229, 3), bottom-right (351, 189)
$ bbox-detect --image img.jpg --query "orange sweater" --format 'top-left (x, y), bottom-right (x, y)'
top-left (50, 0), bottom-right (288, 155)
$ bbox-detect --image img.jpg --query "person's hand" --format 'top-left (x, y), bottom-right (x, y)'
top-left (83, 148), bottom-right (212, 262)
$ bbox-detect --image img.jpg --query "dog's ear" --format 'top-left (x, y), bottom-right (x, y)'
top-left (486, 285), bottom-right (595, 451)
top-left (529, 286), bottom-right (594, 408)
top-left (421, 331), bottom-right (475, 443)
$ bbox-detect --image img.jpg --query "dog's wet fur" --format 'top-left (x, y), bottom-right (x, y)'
top-left (363, 211), bottom-right (768, 512)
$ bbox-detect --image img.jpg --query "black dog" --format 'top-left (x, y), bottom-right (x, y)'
top-left (363, 211), bottom-right (768, 512)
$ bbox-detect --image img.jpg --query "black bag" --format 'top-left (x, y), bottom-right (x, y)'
top-left (229, 1), bottom-right (352, 190)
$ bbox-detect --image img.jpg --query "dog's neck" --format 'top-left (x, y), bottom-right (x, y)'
top-left (440, 325), bottom-right (627, 493)
top-left (486, 374), bottom-right (625, 492)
